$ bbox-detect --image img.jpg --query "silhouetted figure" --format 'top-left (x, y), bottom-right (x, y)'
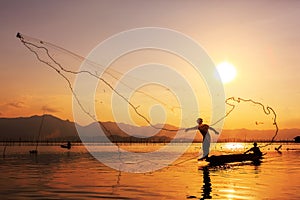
top-left (244, 142), bottom-right (262, 156)
top-left (185, 118), bottom-right (219, 160)
top-left (61, 141), bottom-right (71, 150)
top-left (67, 141), bottom-right (71, 149)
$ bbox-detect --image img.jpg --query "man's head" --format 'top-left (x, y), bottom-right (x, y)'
top-left (253, 142), bottom-right (257, 147)
top-left (197, 118), bottom-right (203, 124)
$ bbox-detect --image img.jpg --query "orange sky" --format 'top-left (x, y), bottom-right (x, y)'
top-left (0, 1), bottom-right (299, 129)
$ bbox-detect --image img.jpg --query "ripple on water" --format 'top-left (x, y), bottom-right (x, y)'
top-left (0, 143), bottom-right (299, 199)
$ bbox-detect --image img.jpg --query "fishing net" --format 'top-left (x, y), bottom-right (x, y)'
top-left (16, 29), bottom-right (278, 172)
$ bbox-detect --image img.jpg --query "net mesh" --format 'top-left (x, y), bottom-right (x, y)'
top-left (16, 32), bottom-right (279, 169)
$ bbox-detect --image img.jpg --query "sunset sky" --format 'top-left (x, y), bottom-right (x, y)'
top-left (0, 1), bottom-right (299, 130)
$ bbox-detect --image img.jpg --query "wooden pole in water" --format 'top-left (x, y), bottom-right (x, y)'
top-left (35, 115), bottom-right (45, 151)
top-left (3, 145), bottom-right (6, 158)
top-left (30, 114), bottom-right (45, 154)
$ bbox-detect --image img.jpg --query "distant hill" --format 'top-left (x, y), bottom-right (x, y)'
top-left (219, 129), bottom-right (300, 142)
top-left (0, 115), bottom-right (80, 141)
top-left (0, 115), bottom-right (299, 142)
top-left (0, 115), bottom-right (179, 142)
top-left (75, 121), bottom-right (179, 143)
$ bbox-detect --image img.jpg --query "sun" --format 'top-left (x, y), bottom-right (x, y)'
top-left (216, 61), bottom-right (237, 84)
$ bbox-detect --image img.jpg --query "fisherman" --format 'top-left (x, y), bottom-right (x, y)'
top-left (66, 141), bottom-right (71, 149)
top-left (61, 141), bottom-right (71, 150)
top-left (244, 142), bottom-right (262, 156)
top-left (185, 118), bottom-right (219, 160)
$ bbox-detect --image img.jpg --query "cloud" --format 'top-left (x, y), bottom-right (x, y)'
top-left (42, 105), bottom-right (60, 113)
top-left (6, 101), bottom-right (25, 108)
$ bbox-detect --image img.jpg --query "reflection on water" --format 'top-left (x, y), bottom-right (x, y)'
top-left (197, 159), bottom-right (262, 199)
top-left (0, 143), bottom-right (299, 199)
top-left (201, 167), bottom-right (212, 199)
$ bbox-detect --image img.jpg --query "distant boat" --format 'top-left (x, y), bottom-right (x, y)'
top-left (61, 141), bottom-right (71, 150)
top-left (29, 150), bottom-right (38, 154)
top-left (205, 153), bottom-right (263, 166)
top-left (294, 136), bottom-right (300, 143)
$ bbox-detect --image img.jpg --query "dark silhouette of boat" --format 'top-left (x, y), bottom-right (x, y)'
top-left (61, 141), bottom-right (71, 150)
top-left (294, 136), bottom-right (300, 143)
top-left (29, 150), bottom-right (38, 154)
top-left (206, 153), bottom-right (263, 166)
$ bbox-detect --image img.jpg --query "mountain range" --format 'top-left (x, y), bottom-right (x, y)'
top-left (0, 115), bottom-right (299, 142)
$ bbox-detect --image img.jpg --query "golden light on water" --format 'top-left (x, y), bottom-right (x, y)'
top-left (225, 143), bottom-right (245, 151)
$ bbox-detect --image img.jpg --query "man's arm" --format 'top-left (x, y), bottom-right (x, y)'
top-left (244, 149), bottom-right (250, 154)
top-left (185, 126), bottom-right (198, 132)
top-left (244, 147), bottom-right (253, 154)
top-left (209, 126), bottom-right (219, 135)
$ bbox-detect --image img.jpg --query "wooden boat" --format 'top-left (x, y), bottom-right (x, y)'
top-left (60, 144), bottom-right (71, 149)
top-left (61, 141), bottom-right (71, 150)
top-left (29, 150), bottom-right (38, 154)
top-left (206, 153), bottom-right (263, 166)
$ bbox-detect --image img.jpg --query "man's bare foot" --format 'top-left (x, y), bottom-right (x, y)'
top-left (197, 156), bottom-right (208, 161)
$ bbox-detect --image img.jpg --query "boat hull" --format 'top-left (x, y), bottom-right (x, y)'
top-left (61, 145), bottom-right (71, 149)
top-left (206, 153), bottom-right (262, 165)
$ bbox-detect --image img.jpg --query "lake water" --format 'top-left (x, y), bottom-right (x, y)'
top-left (0, 143), bottom-right (299, 199)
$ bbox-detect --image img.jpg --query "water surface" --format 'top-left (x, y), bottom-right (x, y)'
top-left (0, 143), bottom-right (299, 199)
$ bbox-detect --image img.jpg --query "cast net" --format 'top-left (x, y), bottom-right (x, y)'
top-left (16, 32), bottom-right (278, 172)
